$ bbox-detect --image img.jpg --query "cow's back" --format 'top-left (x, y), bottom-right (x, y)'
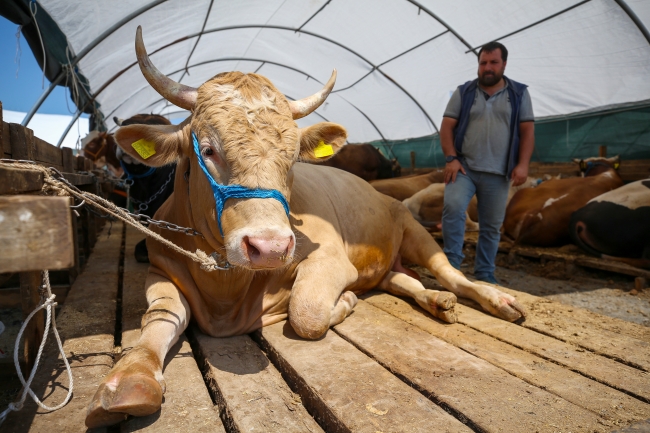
top-left (371, 170), bottom-right (445, 201)
top-left (504, 172), bottom-right (623, 246)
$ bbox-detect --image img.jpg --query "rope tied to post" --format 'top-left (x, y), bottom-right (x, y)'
top-left (0, 160), bottom-right (229, 272)
top-left (0, 271), bottom-right (73, 426)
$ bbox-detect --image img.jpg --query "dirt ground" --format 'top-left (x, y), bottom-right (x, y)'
top-left (441, 246), bottom-right (650, 327)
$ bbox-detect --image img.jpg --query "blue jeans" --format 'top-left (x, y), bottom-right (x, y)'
top-left (442, 165), bottom-right (510, 279)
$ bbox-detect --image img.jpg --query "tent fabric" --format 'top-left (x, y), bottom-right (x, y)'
top-left (375, 104), bottom-right (650, 168)
top-left (24, 0), bottom-right (650, 143)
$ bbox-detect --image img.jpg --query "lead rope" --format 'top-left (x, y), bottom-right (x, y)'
top-left (0, 160), bottom-right (228, 272)
top-left (0, 271), bottom-right (73, 426)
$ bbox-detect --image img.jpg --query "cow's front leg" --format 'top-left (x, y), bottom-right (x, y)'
top-left (85, 273), bottom-right (190, 428)
top-left (288, 252), bottom-right (359, 339)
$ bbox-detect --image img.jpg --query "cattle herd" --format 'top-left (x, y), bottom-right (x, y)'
top-left (79, 26), bottom-right (649, 428)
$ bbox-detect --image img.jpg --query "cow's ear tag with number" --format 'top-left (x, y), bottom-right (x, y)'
top-left (131, 139), bottom-right (157, 159)
top-left (314, 140), bottom-right (334, 158)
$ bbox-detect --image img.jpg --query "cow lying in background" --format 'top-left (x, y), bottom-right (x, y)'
top-left (83, 114), bottom-right (176, 262)
top-left (570, 179), bottom-right (650, 267)
top-left (503, 157), bottom-right (623, 246)
top-left (370, 170), bottom-right (446, 201)
top-left (404, 177), bottom-right (539, 231)
top-left (85, 27), bottom-right (526, 428)
top-left (316, 143), bottom-right (401, 181)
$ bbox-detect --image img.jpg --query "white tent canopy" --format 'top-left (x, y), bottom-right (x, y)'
top-left (34, 0), bottom-right (650, 143)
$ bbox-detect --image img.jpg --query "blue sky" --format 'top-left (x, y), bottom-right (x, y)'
top-left (0, 16), bottom-right (74, 116)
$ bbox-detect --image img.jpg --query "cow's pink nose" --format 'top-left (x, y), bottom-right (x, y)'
top-left (243, 236), bottom-right (294, 268)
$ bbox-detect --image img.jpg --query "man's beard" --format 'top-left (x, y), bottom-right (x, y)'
top-left (479, 71), bottom-right (503, 87)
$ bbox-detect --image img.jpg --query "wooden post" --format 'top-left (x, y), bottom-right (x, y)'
top-left (0, 101), bottom-right (4, 156)
top-left (410, 151), bottom-right (416, 174)
top-left (61, 147), bottom-right (75, 172)
top-left (636, 277), bottom-right (647, 292)
top-left (20, 271), bottom-right (44, 372)
top-left (599, 146), bottom-right (607, 158)
top-left (10, 123), bottom-right (35, 161)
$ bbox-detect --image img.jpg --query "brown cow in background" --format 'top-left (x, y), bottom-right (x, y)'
top-left (503, 156), bottom-right (623, 246)
top-left (316, 143), bottom-right (400, 181)
top-left (370, 170), bottom-right (446, 201)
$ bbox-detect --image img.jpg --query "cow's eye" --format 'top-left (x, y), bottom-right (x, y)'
top-left (202, 147), bottom-right (214, 157)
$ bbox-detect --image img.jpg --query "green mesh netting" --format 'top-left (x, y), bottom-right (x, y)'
top-left (372, 104), bottom-right (650, 168)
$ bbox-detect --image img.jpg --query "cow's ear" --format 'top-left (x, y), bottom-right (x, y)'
top-left (297, 122), bottom-right (347, 162)
top-left (114, 121), bottom-right (189, 167)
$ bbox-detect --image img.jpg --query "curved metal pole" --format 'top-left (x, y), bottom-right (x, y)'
top-left (614, 0), bottom-right (650, 45)
top-left (22, 0), bottom-right (168, 126)
top-left (56, 110), bottom-right (83, 148)
top-left (405, 0), bottom-right (478, 56)
top-left (465, 0), bottom-right (592, 53)
top-left (58, 24), bottom-right (438, 143)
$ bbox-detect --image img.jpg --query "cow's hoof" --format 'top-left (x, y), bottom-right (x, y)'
top-left (479, 287), bottom-right (527, 322)
top-left (416, 290), bottom-right (457, 322)
top-left (85, 349), bottom-right (164, 428)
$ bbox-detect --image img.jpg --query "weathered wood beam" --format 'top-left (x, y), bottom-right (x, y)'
top-left (0, 195), bottom-right (74, 273)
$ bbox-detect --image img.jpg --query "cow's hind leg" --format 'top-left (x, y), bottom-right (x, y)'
top-left (289, 252), bottom-right (359, 339)
top-left (399, 215), bottom-right (526, 322)
top-left (379, 271), bottom-right (457, 323)
top-left (85, 273), bottom-right (190, 428)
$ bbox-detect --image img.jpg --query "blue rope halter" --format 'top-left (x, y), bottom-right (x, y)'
top-left (192, 132), bottom-right (290, 235)
top-left (120, 160), bottom-right (156, 180)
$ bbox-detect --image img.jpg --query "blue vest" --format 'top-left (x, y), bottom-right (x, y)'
top-left (453, 76), bottom-right (528, 178)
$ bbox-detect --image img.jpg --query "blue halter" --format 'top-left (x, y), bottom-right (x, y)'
top-left (120, 160), bottom-right (156, 179)
top-left (192, 132), bottom-right (290, 235)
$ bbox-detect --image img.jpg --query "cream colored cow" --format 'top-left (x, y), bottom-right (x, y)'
top-left (85, 27), bottom-right (526, 428)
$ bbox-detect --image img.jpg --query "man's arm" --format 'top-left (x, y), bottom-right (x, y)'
top-left (441, 116), bottom-right (465, 184)
top-left (511, 121), bottom-right (535, 186)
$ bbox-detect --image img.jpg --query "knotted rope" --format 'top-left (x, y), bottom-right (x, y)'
top-left (0, 271), bottom-right (73, 426)
top-left (0, 160), bottom-right (225, 272)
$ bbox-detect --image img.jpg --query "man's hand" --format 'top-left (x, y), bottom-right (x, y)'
top-left (444, 159), bottom-right (466, 184)
top-left (511, 163), bottom-right (529, 187)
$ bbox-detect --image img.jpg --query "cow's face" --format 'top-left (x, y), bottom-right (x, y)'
top-left (114, 27), bottom-right (346, 270)
top-left (573, 156), bottom-right (620, 177)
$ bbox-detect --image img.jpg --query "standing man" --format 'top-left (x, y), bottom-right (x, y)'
top-left (440, 41), bottom-right (535, 284)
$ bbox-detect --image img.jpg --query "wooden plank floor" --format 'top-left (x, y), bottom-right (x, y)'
top-left (6, 227), bottom-right (650, 432)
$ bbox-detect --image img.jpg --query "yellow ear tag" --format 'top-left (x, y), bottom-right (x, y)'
top-left (314, 140), bottom-right (334, 158)
top-left (131, 139), bottom-right (157, 160)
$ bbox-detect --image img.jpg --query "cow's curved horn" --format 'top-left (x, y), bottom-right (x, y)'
top-left (135, 26), bottom-right (197, 111)
top-left (289, 70), bottom-right (337, 120)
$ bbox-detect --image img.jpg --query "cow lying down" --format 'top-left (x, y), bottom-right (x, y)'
top-left (570, 179), bottom-right (650, 267)
top-left (84, 27), bottom-right (526, 428)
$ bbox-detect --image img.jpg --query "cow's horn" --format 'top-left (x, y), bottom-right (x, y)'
top-left (289, 70), bottom-right (337, 120)
top-left (135, 26), bottom-right (197, 111)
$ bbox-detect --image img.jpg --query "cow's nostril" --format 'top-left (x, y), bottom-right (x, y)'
top-left (243, 236), bottom-right (261, 260)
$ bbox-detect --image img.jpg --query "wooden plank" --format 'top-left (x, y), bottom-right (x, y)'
top-left (453, 302), bottom-right (650, 402)
top-left (335, 300), bottom-right (609, 432)
top-left (192, 331), bottom-right (324, 433)
top-left (0, 166), bottom-right (44, 194)
top-left (0, 285), bottom-right (69, 309)
top-left (119, 227), bottom-right (224, 432)
top-left (574, 257), bottom-right (650, 279)
top-left (2, 223), bottom-right (123, 432)
top-left (363, 292), bottom-right (650, 428)
top-left (10, 123), bottom-right (35, 161)
top-left (63, 172), bottom-right (96, 186)
top-left (33, 136), bottom-right (63, 169)
top-left (256, 321), bottom-right (472, 433)
top-left (0, 196), bottom-right (74, 273)
top-left (492, 286), bottom-right (650, 370)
